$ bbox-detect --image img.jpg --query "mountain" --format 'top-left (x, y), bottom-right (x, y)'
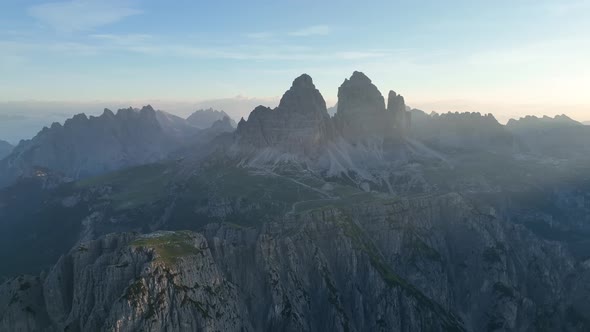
top-left (410, 110), bottom-right (514, 152)
top-left (234, 72), bottom-right (417, 183)
top-left (327, 103), bottom-right (337, 117)
top-left (187, 108), bottom-right (237, 129)
top-left (0, 140), bottom-right (12, 160)
top-left (0, 106), bottom-right (197, 188)
top-left (155, 110), bottom-right (200, 138)
top-left (2, 71), bottom-right (590, 331)
top-left (507, 115), bottom-right (590, 158)
top-left (235, 74), bottom-right (334, 155)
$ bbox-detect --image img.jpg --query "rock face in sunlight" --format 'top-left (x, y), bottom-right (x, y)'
top-left (0, 140), bottom-right (13, 160)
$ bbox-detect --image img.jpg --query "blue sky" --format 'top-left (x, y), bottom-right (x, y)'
top-left (1, 0), bottom-right (589, 125)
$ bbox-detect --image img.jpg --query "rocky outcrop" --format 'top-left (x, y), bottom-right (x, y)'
top-left (0, 106), bottom-right (188, 188)
top-left (0, 140), bottom-right (13, 160)
top-left (234, 72), bottom-right (414, 171)
top-left (333, 71), bottom-right (399, 142)
top-left (506, 115), bottom-right (590, 158)
top-left (387, 91), bottom-right (411, 135)
top-left (187, 108), bottom-right (237, 129)
top-left (235, 74), bottom-right (334, 155)
top-left (2, 192), bottom-right (589, 331)
top-left (410, 110), bottom-right (514, 152)
top-left (155, 110), bottom-right (200, 138)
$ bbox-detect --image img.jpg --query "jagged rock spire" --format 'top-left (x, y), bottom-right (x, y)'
top-left (277, 74), bottom-right (328, 116)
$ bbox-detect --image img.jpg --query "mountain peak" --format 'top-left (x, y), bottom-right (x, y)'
top-left (337, 71), bottom-right (385, 117)
top-left (291, 73), bottom-right (314, 88)
top-left (349, 71), bottom-right (372, 84)
top-left (140, 105), bottom-right (156, 113)
top-left (277, 73), bottom-right (327, 115)
top-left (103, 108), bottom-right (115, 117)
top-left (187, 108), bottom-right (237, 129)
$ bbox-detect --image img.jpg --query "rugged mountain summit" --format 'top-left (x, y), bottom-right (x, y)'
top-left (0, 106), bottom-right (190, 188)
top-left (187, 108), bottom-right (237, 129)
top-left (235, 74), bottom-right (334, 155)
top-left (333, 71), bottom-right (400, 141)
top-left (2, 70), bottom-right (590, 331)
top-left (234, 72), bottom-right (415, 173)
top-left (0, 140), bottom-right (13, 160)
top-left (387, 91), bottom-right (411, 135)
top-left (409, 110), bottom-right (514, 152)
top-left (506, 115), bottom-right (590, 158)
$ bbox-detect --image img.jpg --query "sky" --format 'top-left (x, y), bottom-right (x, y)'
top-left (0, 0), bottom-right (589, 142)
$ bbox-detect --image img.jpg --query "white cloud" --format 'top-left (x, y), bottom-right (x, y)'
top-left (28, 0), bottom-right (142, 32)
top-left (288, 25), bottom-right (333, 37)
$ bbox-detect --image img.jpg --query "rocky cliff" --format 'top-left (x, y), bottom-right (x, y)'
top-left (0, 106), bottom-right (193, 188)
top-left (506, 115), bottom-right (590, 158)
top-left (235, 74), bottom-right (334, 156)
top-left (2, 192), bottom-right (588, 331)
top-left (234, 72), bottom-right (417, 176)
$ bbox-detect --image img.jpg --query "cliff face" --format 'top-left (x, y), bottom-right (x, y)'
top-left (0, 106), bottom-right (191, 188)
top-left (235, 74), bottom-right (334, 156)
top-left (410, 110), bottom-right (514, 152)
top-left (2, 193), bottom-right (587, 331)
top-left (333, 71), bottom-right (397, 142)
top-left (234, 72), bottom-right (414, 174)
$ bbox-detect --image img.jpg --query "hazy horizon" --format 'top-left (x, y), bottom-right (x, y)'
top-left (1, 0), bottom-right (589, 142)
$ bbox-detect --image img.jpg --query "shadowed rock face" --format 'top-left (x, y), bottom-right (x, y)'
top-left (236, 74), bottom-right (334, 155)
top-left (2, 192), bottom-right (588, 331)
top-left (333, 71), bottom-right (399, 142)
top-left (388, 90), bottom-right (411, 135)
top-left (0, 106), bottom-right (185, 188)
top-left (236, 71), bottom-right (411, 162)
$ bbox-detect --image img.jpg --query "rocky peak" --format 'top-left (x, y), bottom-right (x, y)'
top-left (187, 108), bottom-right (237, 129)
top-left (333, 71), bottom-right (399, 142)
top-left (64, 113), bottom-right (89, 127)
top-left (277, 74), bottom-right (328, 116)
top-left (0, 106), bottom-right (182, 188)
top-left (387, 90), bottom-right (406, 114)
top-left (235, 74), bottom-right (333, 155)
top-left (102, 108), bottom-right (115, 117)
top-left (337, 71), bottom-right (386, 116)
top-left (388, 90), bottom-right (411, 133)
top-left (140, 104), bottom-right (156, 115)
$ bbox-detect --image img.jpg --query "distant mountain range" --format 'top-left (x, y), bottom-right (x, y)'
top-left (0, 106), bottom-right (237, 188)
top-left (1, 71), bottom-right (590, 331)
top-left (187, 108), bottom-right (237, 129)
